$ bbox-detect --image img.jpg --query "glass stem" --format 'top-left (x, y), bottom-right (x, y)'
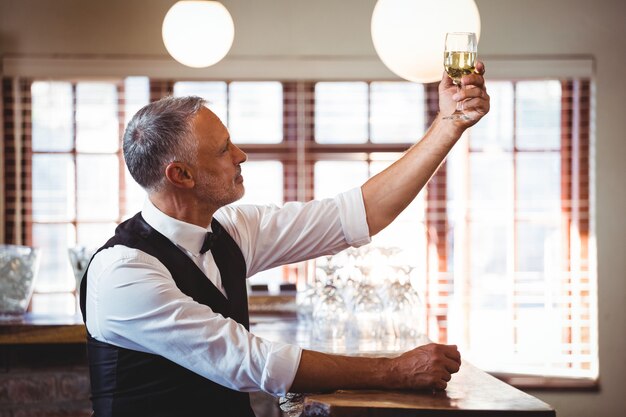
top-left (455, 83), bottom-right (463, 113)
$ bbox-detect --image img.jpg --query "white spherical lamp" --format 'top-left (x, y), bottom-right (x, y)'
top-left (162, 1), bottom-right (235, 68)
top-left (371, 0), bottom-right (481, 83)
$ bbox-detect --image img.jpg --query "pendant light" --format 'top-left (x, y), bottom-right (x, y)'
top-left (162, 1), bottom-right (235, 68)
top-left (371, 0), bottom-right (481, 83)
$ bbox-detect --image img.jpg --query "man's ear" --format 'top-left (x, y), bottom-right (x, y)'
top-left (164, 162), bottom-right (195, 189)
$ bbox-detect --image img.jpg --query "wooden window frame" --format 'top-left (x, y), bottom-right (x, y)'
top-left (3, 76), bottom-right (595, 388)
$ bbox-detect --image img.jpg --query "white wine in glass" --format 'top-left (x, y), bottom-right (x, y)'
top-left (443, 32), bottom-right (477, 120)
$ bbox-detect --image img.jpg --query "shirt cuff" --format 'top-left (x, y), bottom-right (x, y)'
top-left (260, 342), bottom-right (302, 396)
top-left (335, 187), bottom-right (372, 248)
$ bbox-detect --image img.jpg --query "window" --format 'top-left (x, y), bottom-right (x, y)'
top-left (443, 80), bottom-right (595, 378)
top-left (173, 81), bottom-right (283, 144)
top-left (31, 81), bottom-right (118, 293)
top-left (23, 78), bottom-right (148, 312)
top-left (4, 75), bottom-right (594, 381)
top-left (312, 81), bottom-right (427, 274)
top-left (307, 78), bottom-right (594, 380)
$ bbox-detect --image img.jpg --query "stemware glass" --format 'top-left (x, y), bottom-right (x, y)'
top-left (296, 282), bottom-right (319, 324)
top-left (384, 280), bottom-right (420, 349)
top-left (443, 32), bottom-right (478, 121)
top-left (312, 284), bottom-right (349, 349)
top-left (317, 254), bottom-right (343, 286)
top-left (68, 246), bottom-right (95, 292)
top-left (352, 284), bottom-right (385, 350)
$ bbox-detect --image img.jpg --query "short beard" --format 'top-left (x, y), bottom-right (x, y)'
top-left (195, 170), bottom-right (244, 209)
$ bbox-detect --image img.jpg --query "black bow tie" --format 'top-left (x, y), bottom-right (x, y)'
top-left (200, 231), bottom-right (219, 254)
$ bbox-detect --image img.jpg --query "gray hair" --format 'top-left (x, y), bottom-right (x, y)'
top-left (123, 95), bottom-right (207, 192)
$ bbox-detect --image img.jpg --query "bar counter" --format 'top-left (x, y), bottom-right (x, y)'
top-left (251, 316), bottom-right (556, 417)
top-left (1, 312), bottom-right (555, 417)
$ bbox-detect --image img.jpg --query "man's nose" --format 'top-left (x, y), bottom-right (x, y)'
top-left (234, 145), bottom-right (247, 164)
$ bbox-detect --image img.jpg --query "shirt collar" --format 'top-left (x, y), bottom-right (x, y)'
top-left (141, 199), bottom-right (212, 257)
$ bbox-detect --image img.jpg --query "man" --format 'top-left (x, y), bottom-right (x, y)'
top-left (80, 63), bottom-right (489, 417)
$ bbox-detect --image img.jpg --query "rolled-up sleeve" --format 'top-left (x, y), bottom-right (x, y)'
top-left (217, 187), bottom-right (372, 277)
top-left (260, 341), bottom-right (303, 395)
top-left (335, 187), bottom-right (371, 247)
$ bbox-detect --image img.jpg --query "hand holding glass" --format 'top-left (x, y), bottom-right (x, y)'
top-left (443, 32), bottom-right (478, 120)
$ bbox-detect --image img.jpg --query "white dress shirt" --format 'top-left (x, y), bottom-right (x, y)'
top-left (85, 187), bottom-right (370, 396)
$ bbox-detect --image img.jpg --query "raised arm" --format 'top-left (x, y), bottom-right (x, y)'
top-left (362, 63), bottom-right (490, 236)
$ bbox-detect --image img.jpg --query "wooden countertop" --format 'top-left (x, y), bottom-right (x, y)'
top-left (0, 312), bottom-right (86, 344)
top-left (250, 319), bottom-right (556, 417)
top-left (302, 362), bottom-right (555, 416)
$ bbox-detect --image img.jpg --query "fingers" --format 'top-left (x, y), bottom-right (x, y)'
top-left (475, 60), bottom-right (486, 75)
top-left (454, 83), bottom-right (485, 101)
top-left (443, 344), bottom-right (462, 364)
top-left (461, 73), bottom-right (485, 89)
top-left (445, 357), bottom-right (461, 374)
top-left (463, 89), bottom-right (491, 119)
top-left (425, 343), bottom-right (461, 362)
top-left (428, 344), bottom-right (462, 388)
top-left (461, 61), bottom-right (486, 87)
top-left (429, 369), bottom-right (453, 391)
top-left (432, 345), bottom-right (461, 373)
top-left (440, 70), bottom-right (456, 89)
top-left (422, 344), bottom-right (461, 389)
top-left (421, 368), bottom-right (451, 391)
top-left (442, 60), bottom-right (485, 88)
top-left (452, 62), bottom-right (490, 122)
top-left (433, 379), bottom-right (448, 390)
top-left (450, 61), bottom-right (488, 108)
top-left (460, 60), bottom-right (486, 89)
top-left (390, 343), bottom-right (463, 392)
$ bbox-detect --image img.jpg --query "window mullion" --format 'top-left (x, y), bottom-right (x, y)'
top-left (366, 82), bottom-right (372, 177)
top-left (510, 81), bottom-right (519, 354)
top-left (71, 83), bottom-right (78, 245)
top-left (296, 81), bottom-right (311, 202)
top-left (117, 81), bottom-right (126, 222)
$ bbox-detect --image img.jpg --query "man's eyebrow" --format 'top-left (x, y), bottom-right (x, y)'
top-left (221, 136), bottom-right (231, 150)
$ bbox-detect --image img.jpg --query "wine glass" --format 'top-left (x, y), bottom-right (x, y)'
top-left (351, 284), bottom-right (385, 351)
top-left (312, 284), bottom-right (349, 350)
top-left (68, 246), bottom-right (95, 292)
top-left (443, 32), bottom-right (478, 121)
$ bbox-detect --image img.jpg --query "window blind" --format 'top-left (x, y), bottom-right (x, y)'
top-left (2, 76), bottom-right (596, 379)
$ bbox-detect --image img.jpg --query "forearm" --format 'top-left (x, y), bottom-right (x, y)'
top-left (361, 116), bottom-right (463, 236)
top-left (288, 349), bottom-right (391, 392)
top-left (288, 343), bottom-right (461, 393)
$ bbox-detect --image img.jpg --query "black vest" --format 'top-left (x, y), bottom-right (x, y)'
top-left (79, 213), bottom-right (256, 417)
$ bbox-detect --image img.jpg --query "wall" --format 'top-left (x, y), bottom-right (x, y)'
top-left (1, 1), bottom-right (625, 416)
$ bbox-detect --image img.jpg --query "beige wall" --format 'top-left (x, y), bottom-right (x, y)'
top-left (1, 1), bottom-right (625, 416)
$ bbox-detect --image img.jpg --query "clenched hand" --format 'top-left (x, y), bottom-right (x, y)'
top-left (387, 343), bottom-right (462, 390)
